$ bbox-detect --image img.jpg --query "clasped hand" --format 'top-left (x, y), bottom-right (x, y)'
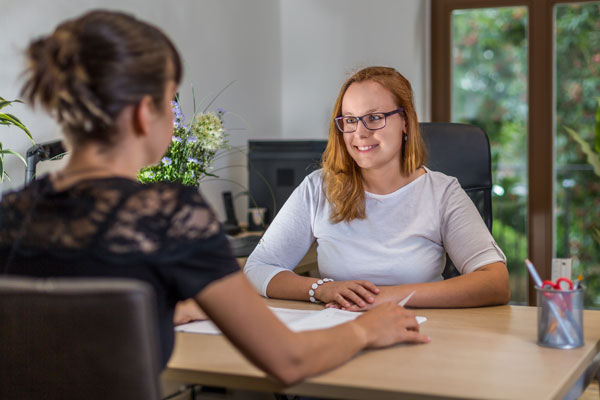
top-left (315, 280), bottom-right (380, 310)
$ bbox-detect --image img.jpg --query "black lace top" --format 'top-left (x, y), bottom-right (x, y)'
top-left (0, 176), bottom-right (240, 367)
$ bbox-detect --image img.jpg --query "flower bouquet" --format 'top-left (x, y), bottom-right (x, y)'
top-left (138, 98), bottom-right (228, 186)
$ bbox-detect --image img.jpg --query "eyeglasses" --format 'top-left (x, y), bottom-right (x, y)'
top-left (334, 107), bottom-right (404, 133)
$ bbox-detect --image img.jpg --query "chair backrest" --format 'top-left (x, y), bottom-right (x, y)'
top-left (24, 140), bottom-right (67, 184)
top-left (0, 277), bottom-right (161, 400)
top-left (419, 122), bottom-right (493, 279)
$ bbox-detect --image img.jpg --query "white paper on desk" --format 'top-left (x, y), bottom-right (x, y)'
top-left (175, 307), bottom-right (426, 335)
top-left (284, 308), bottom-right (427, 332)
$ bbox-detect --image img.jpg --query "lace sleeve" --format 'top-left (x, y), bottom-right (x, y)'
top-left (109, 183), bottom-right (241, 299)
top-left (104, 182), bottom-right (222, 257)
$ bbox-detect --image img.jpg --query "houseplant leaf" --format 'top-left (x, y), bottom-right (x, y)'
top-left (0, 97), bottom-right (24, 111)
top-left (0, 113), bottom-right (34, 142)
top-left (0, 148), bottom-right (27, 165)
top-left (565, 126), bottom-right (600, 177)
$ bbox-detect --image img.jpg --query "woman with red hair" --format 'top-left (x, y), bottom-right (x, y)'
top-left (245, 66), bottom-right (510, 311)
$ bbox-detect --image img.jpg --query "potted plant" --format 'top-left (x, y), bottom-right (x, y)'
top-left (0, 96), bottom-right (34, 182)
top-left (138, 96), bottom-right (228, 186)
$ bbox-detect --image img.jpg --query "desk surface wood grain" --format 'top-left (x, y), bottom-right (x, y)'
top-left (164, 299), bottom-right (600, 400)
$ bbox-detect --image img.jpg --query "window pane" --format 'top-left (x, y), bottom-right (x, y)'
top-left (554, 2), bottom-right (600, 308)
top-left (451, 7), bottom-right (529, 303)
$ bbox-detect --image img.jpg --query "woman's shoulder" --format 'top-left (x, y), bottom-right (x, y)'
top-left (293, 169), bottom-right (325, 200)
top-left (423, 167), bottom-right (461, 191)
top-left (305, 169), bottom-right (324, 187)
top-left (122, 180), bottom-right (206, 211)
top-left (118, 181), bottom-right (220, 238)
top-left (89, 180), bottom-right (220, 258)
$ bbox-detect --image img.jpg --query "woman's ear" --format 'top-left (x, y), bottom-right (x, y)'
top-left (133, 95), bottom-right (155, 137)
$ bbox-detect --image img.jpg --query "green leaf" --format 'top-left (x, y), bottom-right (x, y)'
top-left (0, 98), bottom-right (24, 111)
top-left (202, 80), bottom-right (235, 113)
top-left (593, 226), bottom-right (600, 246)
top-left (565, 126), bottom-right (600, 177)
top-left (0, 148), bottom-right (27, 165)
top-left (0, 113), bottom-right (34, 142)
top-left (594, 97), bottom-right (600, 153)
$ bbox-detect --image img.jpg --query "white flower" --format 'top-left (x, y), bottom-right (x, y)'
top-left (190, 112), bottom-right (225, 152)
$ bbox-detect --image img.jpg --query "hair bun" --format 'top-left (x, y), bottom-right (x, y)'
top-left (22, 10), bottom-right (182, 145)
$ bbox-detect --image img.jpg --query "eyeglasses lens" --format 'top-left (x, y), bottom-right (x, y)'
top-left (364, 114), bottom-right (386, 130)
top-left (336, 113), bottom-right (388, 133)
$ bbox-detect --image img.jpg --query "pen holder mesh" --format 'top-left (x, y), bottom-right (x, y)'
top-left (536, 287), bottom-right (584, 349)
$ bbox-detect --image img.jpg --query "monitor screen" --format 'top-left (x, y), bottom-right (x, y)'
top-left (247, 140), bottom-right (327, 226)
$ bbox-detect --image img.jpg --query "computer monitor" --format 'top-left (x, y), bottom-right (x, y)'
top-left (247, 140), bottom-right (327, 225)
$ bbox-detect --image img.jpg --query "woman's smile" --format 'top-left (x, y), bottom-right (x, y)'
top-left (355, 144), bottom-right (379, 152)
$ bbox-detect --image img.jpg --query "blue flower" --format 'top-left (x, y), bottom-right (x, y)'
top-left (172, 136), bottom-right (182, 143)
top-left (171, 101), bottom-right (185, 129)
top-left (171, 101), bottom-right (184, 118)
top-left (187, 157), bottom-right (199, 164)
top-left (161, 157), bottom-right (172, 166)
top-left (187, 136), bottom-right (197, 144)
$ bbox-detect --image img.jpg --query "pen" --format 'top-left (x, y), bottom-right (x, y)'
top-left (574, 274), bottom-right (583, 290)
top-left (398, 290), bottom-right (416, 307)
top-left (525, 258), bottom-right (544, 288)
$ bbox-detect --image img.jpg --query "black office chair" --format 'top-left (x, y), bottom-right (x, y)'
top-left (419, 122), bottom-right (493, 279)
top-left (0, 277), bottom-right (162, 400)
top-left (24, 140), bottom-right (67, 184)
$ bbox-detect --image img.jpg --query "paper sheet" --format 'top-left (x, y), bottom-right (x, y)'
top-left (175, 307), bottom-right (426, 335)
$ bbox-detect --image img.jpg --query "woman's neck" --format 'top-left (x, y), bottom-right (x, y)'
top-left (361, 166), bottom-right (425, 195)
top-left (51, 143), bottom-right (142, 190)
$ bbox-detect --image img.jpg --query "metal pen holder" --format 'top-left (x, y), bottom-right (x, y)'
top-left (536, 287), bottom-right (584, 349)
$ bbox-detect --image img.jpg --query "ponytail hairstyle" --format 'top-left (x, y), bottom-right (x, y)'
top-left (322, 66), bottom-right (427, 223)
top-left (21, 10), bottom-right (183, 146)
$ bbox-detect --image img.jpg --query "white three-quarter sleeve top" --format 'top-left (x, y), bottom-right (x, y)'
top-left (244, 168), bottom-right (506, 297)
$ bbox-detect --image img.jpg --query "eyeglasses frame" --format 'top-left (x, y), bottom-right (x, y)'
top-left (334, 107), bottom-right (405, 133)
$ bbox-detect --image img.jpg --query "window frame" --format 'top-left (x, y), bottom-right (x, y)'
top-left (431, 0), bottom-right (597, 305)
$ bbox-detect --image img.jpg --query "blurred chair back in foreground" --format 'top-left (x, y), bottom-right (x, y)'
top-left (0, 277), bottom-right (161, 400)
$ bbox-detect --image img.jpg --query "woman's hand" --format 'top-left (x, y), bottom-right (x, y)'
top-left (316, 280), bottom-right (379, 308)
top-left (325, 285), bottom-right (412, 312)
top-left (173, 298), bottom-right (207, 325)
top-left (352, 302), bottom-right (430, 347)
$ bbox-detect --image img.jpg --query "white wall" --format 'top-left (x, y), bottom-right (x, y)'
top-left (0, 0), bottom-right (281, 219)
top-left (0, 0), bottom-right (429, 221)
top-left (280, 0), bottom-right (431, 140)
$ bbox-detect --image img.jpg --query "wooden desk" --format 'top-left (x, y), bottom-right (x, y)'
top-left (164, 300), bottom-right (600, 400)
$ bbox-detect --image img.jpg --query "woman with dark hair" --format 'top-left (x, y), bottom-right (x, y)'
top-left (244, 66), bottom-right (510, 311)
top-left (0, 12), bottom-right (429, 382)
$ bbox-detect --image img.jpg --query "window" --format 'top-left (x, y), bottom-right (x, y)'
top-left (553, 2), bottom-right (600, 307)
top-left (432, 0), bottom-right (600, 306)
top-left (450, 6), bottom-right (529, 303)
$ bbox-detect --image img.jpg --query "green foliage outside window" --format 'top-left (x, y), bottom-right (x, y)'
top-left (555, 3), bottom-right (600, 307)
top-left (452, 7), bottom-right (529, 303)
top-left (451, 4), bottom-right (600, 306)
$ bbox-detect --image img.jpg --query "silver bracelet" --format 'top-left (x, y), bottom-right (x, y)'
top-left (309, 278), bottom-right (334, 303)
